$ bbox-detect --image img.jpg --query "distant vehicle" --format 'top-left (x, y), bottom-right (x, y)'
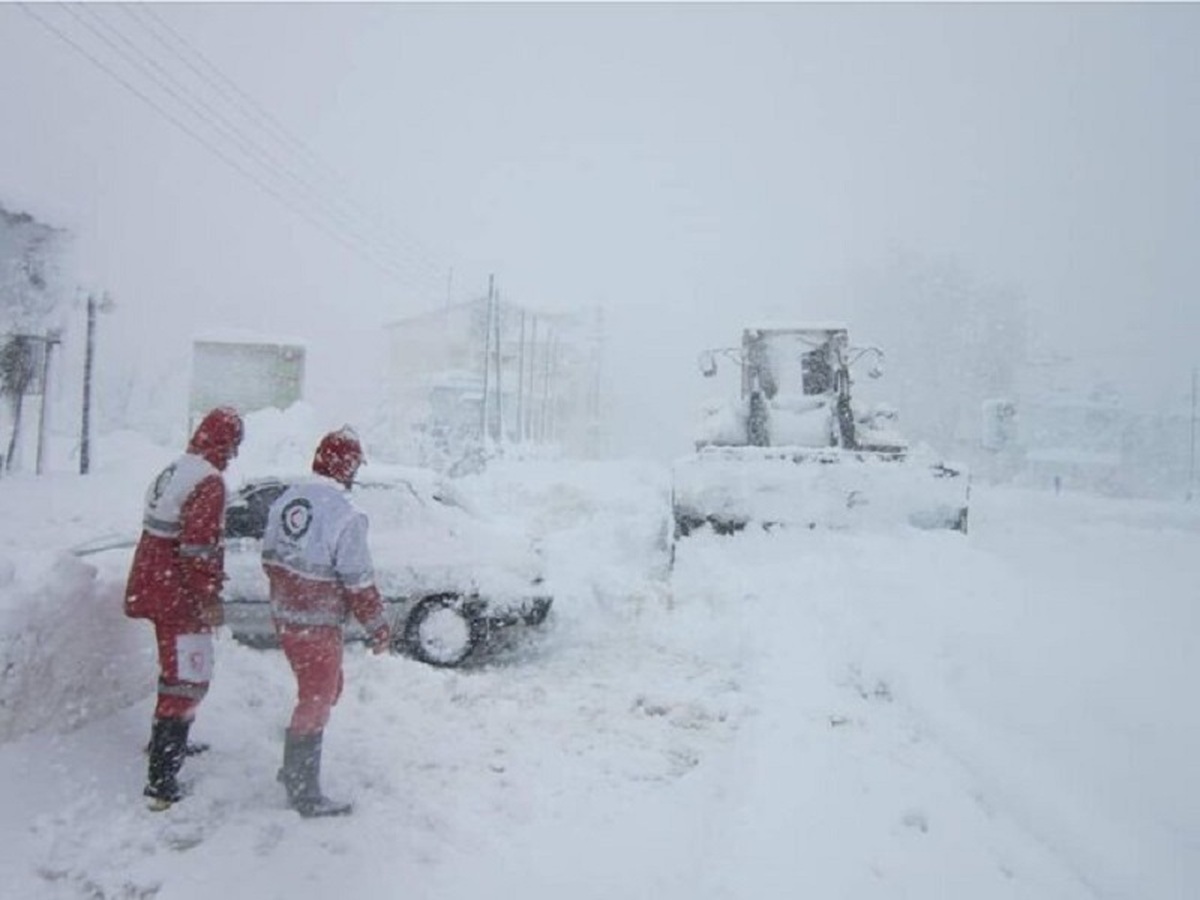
top-left (74, 465), bottom-right (553, 668)
top-left (671, 325), bottom-right (970, 540)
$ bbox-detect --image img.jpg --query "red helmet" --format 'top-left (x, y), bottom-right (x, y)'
top-left (313, 426), bottom-right (364, 486)
top-left (188, 406), bottom-right (243, 471)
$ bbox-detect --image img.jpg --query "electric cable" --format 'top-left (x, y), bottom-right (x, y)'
top-left (123, 2), bottom-right (451, 285)
top-left (66, 1), bottom-right (432, 286)
top-left (57, 1), bottom-right (441, 292)
top-left (18, 2), bottom-right (448, 299)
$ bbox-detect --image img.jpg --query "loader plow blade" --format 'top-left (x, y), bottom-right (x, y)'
top-left (671, 446), bottom-right (969, 538)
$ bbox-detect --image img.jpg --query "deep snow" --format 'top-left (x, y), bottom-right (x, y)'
top-left (1, 411), bottom-right (1198, 899)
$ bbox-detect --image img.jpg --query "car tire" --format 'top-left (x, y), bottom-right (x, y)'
top-left (403, 594), bottom-right (482, 667)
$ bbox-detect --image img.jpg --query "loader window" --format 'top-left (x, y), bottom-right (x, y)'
top-left (801, 348), bottom-right (833, 395)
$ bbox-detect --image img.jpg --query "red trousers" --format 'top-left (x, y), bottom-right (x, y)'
top-left (152, 620), bottom-right (214, 721)
top-left (278, 624), bottom-right (344, 734)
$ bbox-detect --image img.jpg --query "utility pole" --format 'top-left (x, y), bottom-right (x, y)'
top-left (516, 309), bottom-right (526, 443)
top-left (1189, 365), bottom-right (1197, 501)
top-left (540, 329), bottom-right (555, 442)
top-left (80, 293), bottom-right (97, 474)
top-left (493, 288), bottom-right (503, 443)
top-left (79, 291), bottom-right (113, 474)
top-left (527, 316), bottom-right (538, 441)
top-left (34, 331), bottom-right (62, 475)
top-left (590, 306), bottom-right (604, 422)
top-left (479, 275), bottom-right (494, 443)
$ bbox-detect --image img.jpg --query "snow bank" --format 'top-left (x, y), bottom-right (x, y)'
top-left (0, 552), bottom-right (153, 742)
top-left (2, 414), bottom-right (1198, 899)
top-left (0, 404), bottom-right (334, 744)
top-left (0, 451), bottom-right (164, 744)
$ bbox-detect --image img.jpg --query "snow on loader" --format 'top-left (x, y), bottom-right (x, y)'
top-left (671, 325), bottom-right (969, 539)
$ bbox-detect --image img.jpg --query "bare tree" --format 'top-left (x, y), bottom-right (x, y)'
top-left (1, 336), bottom-right (37, 470)
top-left (1, 206), bottom-right (65, 328)
top-left (1, 204), bottom-right (68, 472)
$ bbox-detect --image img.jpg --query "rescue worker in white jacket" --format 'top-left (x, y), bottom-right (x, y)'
top-left (261, 427), bottom-right (390, 817)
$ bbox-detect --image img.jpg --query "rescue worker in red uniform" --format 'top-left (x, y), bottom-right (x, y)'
top-left (124, 406), bottom-right (243, 809)
top-left (261, 427), bottom-right (390, 817)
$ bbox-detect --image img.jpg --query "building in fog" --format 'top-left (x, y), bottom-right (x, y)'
top-left (997, 353), bottom-right (1197, 499)
top-left (382, 295), bottom-right (604, 470)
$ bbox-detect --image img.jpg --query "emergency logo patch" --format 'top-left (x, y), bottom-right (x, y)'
top-left (149, 464), bottom-right (177, 508)
top-left (280, 498), bottom-right (313, 538)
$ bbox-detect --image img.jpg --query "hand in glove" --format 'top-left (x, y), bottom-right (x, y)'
top-left (368, 623), bottom-right (391, 656)
top-left (199, 598), bottom-right (225, 628)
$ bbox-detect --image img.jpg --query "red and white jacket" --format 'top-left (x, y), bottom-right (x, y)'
top-left (124, 453), bottom-right (226, 625)
top-left (260, 476), bottom-right (386, 634)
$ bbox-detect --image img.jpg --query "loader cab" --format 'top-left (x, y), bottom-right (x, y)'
top-left (741, 327), bottom-right (850, 400)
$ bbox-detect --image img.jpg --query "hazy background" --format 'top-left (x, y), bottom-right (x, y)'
top-left (1, 2), bottom-right (1197, 458)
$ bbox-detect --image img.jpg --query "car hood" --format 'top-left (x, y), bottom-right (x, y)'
top-left (223, 513), bottom-right (544, 603)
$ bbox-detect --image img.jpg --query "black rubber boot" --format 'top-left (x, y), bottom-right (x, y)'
top-left (144, 718), bottom-right (190, 810)
top-left (144, 734), bottom-right (209, 757)
top-left (281, 730), bottom-right (352, 818)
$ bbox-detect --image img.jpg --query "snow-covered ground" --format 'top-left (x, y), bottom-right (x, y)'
top-left (1, 416), bottom-right (1198, 899)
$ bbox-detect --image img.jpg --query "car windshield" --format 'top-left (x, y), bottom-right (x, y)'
top-left (225, 481), bottom-right (288, 540)
top-left (226, 474), bottom-right (474, 540)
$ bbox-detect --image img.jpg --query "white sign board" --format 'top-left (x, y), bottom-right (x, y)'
top-left (189, 340), bottom-right (305, 423)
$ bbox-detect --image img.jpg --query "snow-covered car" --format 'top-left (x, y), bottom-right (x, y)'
top-left (75, 466), bottom-right (553, 668)
top-left (225, 467), bottom-right (552, 666)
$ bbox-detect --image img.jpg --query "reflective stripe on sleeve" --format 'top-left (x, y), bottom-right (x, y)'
top-left (143, 515), bottom-right (181, 537)
top-left (179, 543), bottom-right (219, 558)
top-left (157, 679), bottom-right (208, 699)
top-left (262, 552), bottom-right (339, 582)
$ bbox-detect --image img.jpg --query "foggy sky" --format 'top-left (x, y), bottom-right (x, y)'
top-left (2, 3), bottom-right (1197, 456)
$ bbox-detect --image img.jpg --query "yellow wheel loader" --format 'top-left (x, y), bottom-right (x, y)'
top-left (671, 326), bottom-right (969, 539)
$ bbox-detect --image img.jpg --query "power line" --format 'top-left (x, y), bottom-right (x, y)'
top-left (123, 2), bottom-right (451, 284)
top-left (63, 2), bottom-right (437, 290)
top-left (67, 2), bottom-right (449, 292)
top-left (18, 2), bottom-right (451, 299)
top-left (19, 1), bottom-right (411, 289)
